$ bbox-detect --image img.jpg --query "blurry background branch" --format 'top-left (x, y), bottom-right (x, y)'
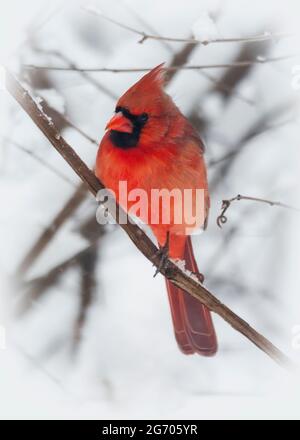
top-left (5, 69), bottom-right (296, 371)
top-left (1, 136), bottom-right (75, 186)
top-left (209, 100), bottom-right (297, 190)
top-left (17, 183), bottom-right (87, 276)
top-left (20, 242), bottom-right (100, 313)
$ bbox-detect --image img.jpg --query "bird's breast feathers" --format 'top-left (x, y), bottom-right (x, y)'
top-left (97, 135), bottom-right (207, 194)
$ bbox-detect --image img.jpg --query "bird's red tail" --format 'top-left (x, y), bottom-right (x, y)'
top-left (166, 237), bottom-right (218, 356)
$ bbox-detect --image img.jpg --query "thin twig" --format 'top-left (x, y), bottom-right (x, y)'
top-left (187, 43), bottom-right (273, 133)
top-left (120, 0), bottom-right (173, 52)
top-left (37, 95), bottom-right (99, 146)
top-left (209, 100), bottom-right (297, 190)
top-left (209, 114), bottom-right (296, 169)
top-left (23, 54), bottom-right (297, 73)
top-left (200, 70), bottom-right (255, 105)
top-left (83, 7), bottom-right (294, 46)
top-left (217, 194), bottom-right (300, 228)
top-left (17, 183), bottom-right (87, 276)
top-left (10, 338), bottom-right (68, 393)
top-left (165, 41), bottom-right (197, 85)
top-left (6, 69), bottom-right (297, 371)
top-left (29, 47), bottom-right (118, 100)
top-left (20, 241), bottom-right (100, 314)
top-left (208, 114), bottom-right (296, 168)
top-left (208, 116), bottom-right (296, 168)
top-left (1, 136), bottom-right (75, 186)
top-left (118, 4), bottom-right (254, 105)
top-left (203, 41), bottom-right (272, 105)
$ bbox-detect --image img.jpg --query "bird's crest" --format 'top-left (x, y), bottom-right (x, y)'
top-left (117, 63), bottom-right (167, 115)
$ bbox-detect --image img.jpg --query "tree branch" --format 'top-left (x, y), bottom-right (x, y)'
top-left (37, 94), bottom-right (99, 146)
top-left (20, 241), bottom-right (100, 314)
top-left (74, 245), bottom-right (98, 346)
top-left (13, 84), bottom-right (99, 277)
top-left (217, 194), bottom-right (300, 228)
top-left (102, 5), bottom-right (255, 106)
top-left (83, 7), bottom-right (294, 46)
top-left (23, 54), bottom-right (297, 73)
top-left (6, 69), bottom-right (296, 370)
top-left (209, 100), bottom-right (297, 190)
top-left (31, 48), bottom-right (118, 100)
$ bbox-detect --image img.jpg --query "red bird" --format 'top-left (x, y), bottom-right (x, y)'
top-left (96, 64), bottom-right (217, 356)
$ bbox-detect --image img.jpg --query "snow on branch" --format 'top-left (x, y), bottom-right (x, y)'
top-left (83, 6), bottom-right (294, 46)
top-left (5, 69), bottom-right (297, 371)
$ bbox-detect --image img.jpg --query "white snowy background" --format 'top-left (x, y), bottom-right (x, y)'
top-left (1, 0), bottom-right (300, 420)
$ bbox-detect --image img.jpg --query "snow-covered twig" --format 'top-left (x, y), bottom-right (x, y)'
top-left (83, 7), bottom-right (294, 46)
top-left (37, 94), bottom-right (99, 146)
top-left (108, 5), bottom-right (254, 105)
top-left (6, 69), bottom-right (297, 371)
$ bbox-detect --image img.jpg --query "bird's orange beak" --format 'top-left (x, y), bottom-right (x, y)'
top-left (105, 112), bottom-right (133, 133)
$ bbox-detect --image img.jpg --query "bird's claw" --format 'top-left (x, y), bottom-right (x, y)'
top-left (153, 232), bottom-right (170, 278)
top-left (191, 271), bottom-right (205, 284)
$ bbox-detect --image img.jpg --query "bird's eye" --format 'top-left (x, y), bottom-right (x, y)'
top-left (139, 113), bottom-right (149, 123)
top-left (115, 106), bottom-right (122, 113)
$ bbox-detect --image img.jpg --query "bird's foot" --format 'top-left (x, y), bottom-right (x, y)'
top-left (191, 271), bottom-right (205, 284)
top-left (153, 232), bottom-right (170, 278)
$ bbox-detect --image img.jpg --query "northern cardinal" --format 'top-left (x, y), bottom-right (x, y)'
top-left (96, 64), bottom-right (217, 356)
